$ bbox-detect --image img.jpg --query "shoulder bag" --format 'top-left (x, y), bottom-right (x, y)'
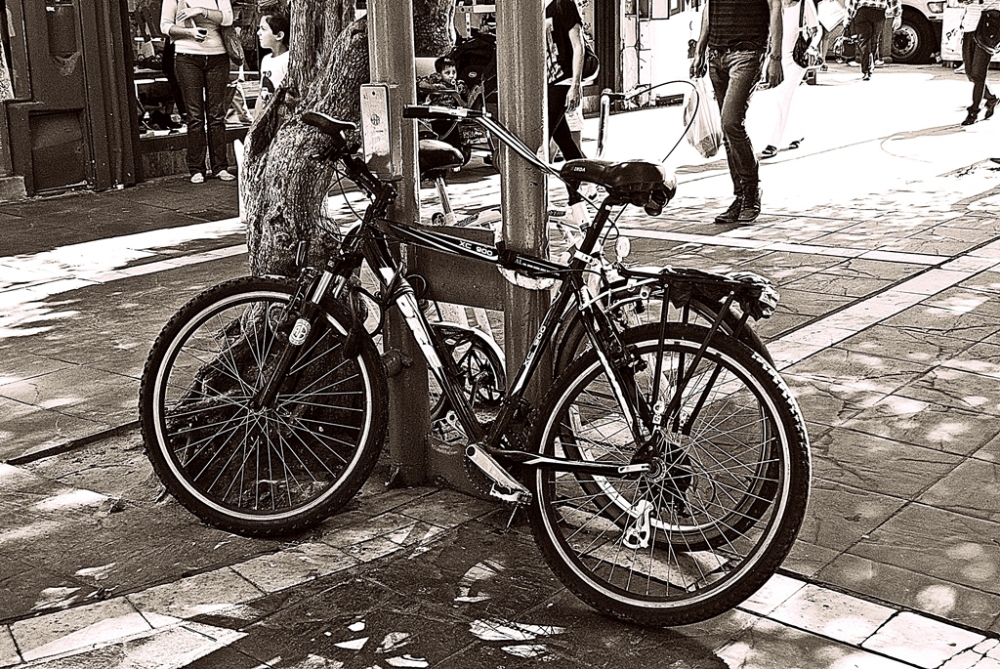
top-left (792, 1), bottom-right (812, 68)
top-left (216, 1), bottom-right (244, 65)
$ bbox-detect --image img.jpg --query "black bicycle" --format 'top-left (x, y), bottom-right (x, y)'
top-left (139, 104), bottom-right (810, 626)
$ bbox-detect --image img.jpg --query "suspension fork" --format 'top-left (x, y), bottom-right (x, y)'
top-left (252, 267), bottom-right (343, 410)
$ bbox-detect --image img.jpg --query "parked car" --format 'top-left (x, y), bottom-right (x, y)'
top-left (894, 0), bottom-right (945, 63)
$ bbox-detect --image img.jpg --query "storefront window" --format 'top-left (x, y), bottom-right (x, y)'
top-left (127, 0), bottom-right (262, 138)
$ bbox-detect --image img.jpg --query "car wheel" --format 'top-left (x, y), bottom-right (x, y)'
top-left (893, 12), bottom-right (934, 64)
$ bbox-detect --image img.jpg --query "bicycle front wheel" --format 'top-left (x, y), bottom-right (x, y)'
top-left (527, 324), bottom-right (809, 626)
top-left (140, 276), bottom-right (388, 537)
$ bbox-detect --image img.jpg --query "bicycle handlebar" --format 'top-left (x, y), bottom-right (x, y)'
top-left (402, 105), bottom-right (485, 120)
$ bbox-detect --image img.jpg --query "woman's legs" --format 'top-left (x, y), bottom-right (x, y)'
top-left (547, 84), bottom-right (585, 162)
top-left (204, 54), bottom-right (232, 175)
top-left (767, 61), bottom-right (806, 149)
top-left (174, 54), bottom-right (208, 176)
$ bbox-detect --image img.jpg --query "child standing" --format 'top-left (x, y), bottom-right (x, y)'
top-left (254, 12), bottom-right (290, 118)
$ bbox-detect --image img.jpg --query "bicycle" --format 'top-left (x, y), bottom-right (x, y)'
top-left (140, 103), bottom-right (810, 626)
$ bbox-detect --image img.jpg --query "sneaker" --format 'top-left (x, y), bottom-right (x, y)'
top-left (190, 173), bottom-right (204, 184)
top-left (216, 169), bottom-right (236, 181)
top-left (761, 145), bottom-right (779, 159)
top-left (714, 196), bottom-right (744, 225)
top-left (737, 187), bottom-right (762, 225)
top-left (961, 112), bottom-right (978, 126)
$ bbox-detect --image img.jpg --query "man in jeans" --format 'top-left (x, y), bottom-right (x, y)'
top-left (845, 0), bottom-right (901, 81)
top-left (691, 0), bottom-right (784, 225)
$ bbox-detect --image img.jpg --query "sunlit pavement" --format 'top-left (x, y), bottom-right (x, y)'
top-left (2, 61), bottom-right (1000, 666)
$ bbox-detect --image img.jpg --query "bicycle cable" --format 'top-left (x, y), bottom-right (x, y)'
top-left (599, 79), bottom-right (700, 164)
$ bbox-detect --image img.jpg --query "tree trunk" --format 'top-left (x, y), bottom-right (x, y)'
top-left (243, 1), bottom-right (455, 276)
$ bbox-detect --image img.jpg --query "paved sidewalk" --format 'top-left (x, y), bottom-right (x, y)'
top-left (2, 61), bottom-right (1000, 666)
top-left (1, 430), bottom-right (997, 669)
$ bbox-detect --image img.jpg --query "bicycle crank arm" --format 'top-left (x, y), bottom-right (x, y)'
top-left (466, 445), bottom-right (532, 505)
top-left (495, 450), bottom-right (651, 478)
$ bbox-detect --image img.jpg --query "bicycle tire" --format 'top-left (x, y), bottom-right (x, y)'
top-left (140, 276), bottom-right (388, 537)
top-left (553, 285), bottom-right (772, 374)
top-left (527, 323), bottom-right (809, 626)
top-left (428, 322), bottom-right (506, 421)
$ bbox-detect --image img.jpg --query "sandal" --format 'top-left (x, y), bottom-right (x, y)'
top-left (761, 145), bottom-right (778, 159)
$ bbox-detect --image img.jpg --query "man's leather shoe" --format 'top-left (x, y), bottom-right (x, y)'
top-left (714, 196), bottom-right (743, 224)
top-left (986, 97), bottom-right (998, 120)
top-left (962, 112), bottom-right (978, 126)
top-left (738, 187), bottom-right (762, 225)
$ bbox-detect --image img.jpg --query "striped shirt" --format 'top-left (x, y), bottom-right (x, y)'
top-left (845, 0), bottom-right (901, 18)
top-left (707, 0), bottom-right (772, 50)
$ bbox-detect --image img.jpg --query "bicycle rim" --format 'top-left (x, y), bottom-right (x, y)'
top-left (142, 278), bottom-right (386, 535)
top-left (529, 324), bottom-right (809, 625)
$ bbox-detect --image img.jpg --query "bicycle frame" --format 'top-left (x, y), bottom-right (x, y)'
top-left (264, 104), bottom-right (716, 502)
top-left (335, 191), bottom-right (654, 492)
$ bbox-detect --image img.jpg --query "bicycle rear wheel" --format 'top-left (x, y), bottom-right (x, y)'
top-left (527, 324), bottom-right (809, 626)
top-left (140, 276), bottom-right (388, 537)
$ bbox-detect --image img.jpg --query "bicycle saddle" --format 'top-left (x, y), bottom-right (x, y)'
top-left (302, 111), bottom-right (356, 149)
top-left (560, 159), bottom-right (676, 215)
top-left (419, 139), bottom-right (465, 178)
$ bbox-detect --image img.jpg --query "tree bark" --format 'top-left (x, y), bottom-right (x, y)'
top-left (243, 1), bottom-right (455, 277)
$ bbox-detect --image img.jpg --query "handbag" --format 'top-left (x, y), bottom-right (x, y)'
top-left (221, 25), bottom-right (244, 65)
top-left (215, 1), bottom-right (245, 66)
top-left (975, 9), bottom-right (1000, 55)
top-left (792, 0), bottom-right (811, 68)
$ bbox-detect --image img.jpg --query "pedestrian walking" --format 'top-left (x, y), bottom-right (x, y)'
top-left (957, 0), bottom-right (1000, 126)
top-left (691, 0), bottom-right (785, 225)
top-left (761, 0), bottom-right (822, 160)
top-left (843, 0), bottom-right (900, 80)
top-left (544, 0), bottom-right (588, 164)
top-left (160, 0), bottom-right (236, 184)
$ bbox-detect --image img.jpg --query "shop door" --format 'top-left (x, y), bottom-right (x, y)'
top-left (5, 0), bottom-right (136, 195)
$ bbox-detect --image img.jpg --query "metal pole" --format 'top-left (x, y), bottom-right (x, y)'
top-left (367, 0), bottom-right (428, 486)
top-left (495, 0), bottom-right (551, 401)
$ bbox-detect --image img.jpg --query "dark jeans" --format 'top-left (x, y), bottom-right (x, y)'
top-left (963, 31), bottom-right (997, 115)
top-left (708, 48), bottom-right (764, 197)
top-left (854, 6), bottom-right (885, 75)
top-left (547, 84), bottom-right (586, 162)
top-left (174, 53), bottom-right (230, 176)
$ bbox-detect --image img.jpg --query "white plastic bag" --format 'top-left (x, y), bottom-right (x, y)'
top-left (683, 77), bottom-right (723, 159)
